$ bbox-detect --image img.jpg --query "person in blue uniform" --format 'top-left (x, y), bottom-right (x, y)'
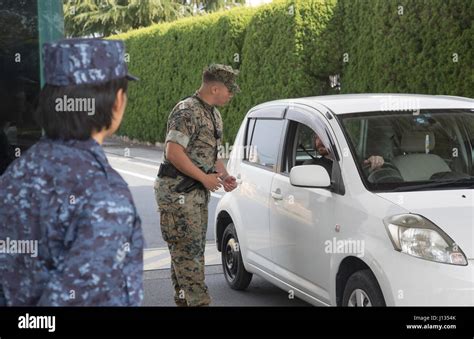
top-left (0, 38), bottom-right (144, 306)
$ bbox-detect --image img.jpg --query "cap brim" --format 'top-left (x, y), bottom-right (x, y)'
top-left (126, 73), bottom-right (140, 81)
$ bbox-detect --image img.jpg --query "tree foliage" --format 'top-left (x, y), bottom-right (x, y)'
top-left (64, 0), bottom-right (244, 37)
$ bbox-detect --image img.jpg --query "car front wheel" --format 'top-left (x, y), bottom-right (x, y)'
top-left (221, 223), bottom-right (252, 290)
top-left (342, 269), bottom-right (386, 306)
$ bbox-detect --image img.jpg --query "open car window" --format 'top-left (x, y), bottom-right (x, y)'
top-left (295, 123), bottom-right (318, 166)
top-left (283, 120), bottom-right (335, 173)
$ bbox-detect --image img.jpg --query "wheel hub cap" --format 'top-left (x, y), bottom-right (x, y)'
top-left (348, 289), bottom-right (372, 307)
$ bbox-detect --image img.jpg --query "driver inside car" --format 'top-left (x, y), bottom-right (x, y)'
top-left (303, 133), bottom-right (385, 176)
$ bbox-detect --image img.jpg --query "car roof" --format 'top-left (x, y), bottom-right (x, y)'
top-left (252, 93), bottom-right (474, 115)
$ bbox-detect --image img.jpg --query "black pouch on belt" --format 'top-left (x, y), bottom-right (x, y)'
top-left (174, 167), bottom-right (216, 193)
top-left (157, 161), bottom-right (179, 178)
top-left (175, 176), bottom-right (204, 193)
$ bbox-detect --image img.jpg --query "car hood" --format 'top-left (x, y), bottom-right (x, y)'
top-left (377, 190), bottom-right (474, 259)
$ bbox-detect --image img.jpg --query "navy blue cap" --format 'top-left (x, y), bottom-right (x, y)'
top-left (42, 38), bottom-right (138, 86)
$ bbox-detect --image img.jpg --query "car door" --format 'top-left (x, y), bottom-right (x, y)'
top-left (234, 105), bottom-right (287, 270)
top-left (269, 105), bottom-right (343, 304)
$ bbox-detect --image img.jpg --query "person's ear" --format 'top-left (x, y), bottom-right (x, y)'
top-left (113, 88), bottom-right (127, 117)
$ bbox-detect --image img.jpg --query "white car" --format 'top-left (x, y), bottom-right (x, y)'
top-left (214, 94), bottom-right (474, 306)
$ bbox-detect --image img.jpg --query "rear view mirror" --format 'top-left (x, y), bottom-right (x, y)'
top-left (289, 165), bottom-right (331, 188)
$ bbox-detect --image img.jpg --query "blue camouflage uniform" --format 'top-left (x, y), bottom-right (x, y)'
top-left (0, 38), bottom-right (143, 306)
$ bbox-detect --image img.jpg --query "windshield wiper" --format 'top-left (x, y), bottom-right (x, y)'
top-left (390, 177), bottom-right (474, 192)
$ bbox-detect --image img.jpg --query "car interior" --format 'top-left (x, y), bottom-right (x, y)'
top-left (294, 124), bottom-right (319, 167)
top-left (357, 113), bottom-right (473, 184)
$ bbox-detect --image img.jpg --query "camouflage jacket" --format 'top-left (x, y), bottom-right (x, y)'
top-left (0, 137), bottom-right (144, 306)
top-left (155, 92), bottom-right (223, 208)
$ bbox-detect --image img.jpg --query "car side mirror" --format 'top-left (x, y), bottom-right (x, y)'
top-left (289, 165), bottom-right (331, 188)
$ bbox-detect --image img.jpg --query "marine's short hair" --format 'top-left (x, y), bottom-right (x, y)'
top-left (35, 77), bottom-right (128, 140)
top-left (202, 69), bottom-right (219, 84)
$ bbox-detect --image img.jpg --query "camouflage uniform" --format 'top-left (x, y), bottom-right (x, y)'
top-left (0, 38), bottom-right (143, 306)
top-left (0, 138), bottom-right (144, 306)
top-left (154, 64), bottom-right (239, 307)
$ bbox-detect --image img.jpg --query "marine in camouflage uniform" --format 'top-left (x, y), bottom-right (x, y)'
top-left (0, 38), bottom-right (143, 306)
top-left (155, 64), bottom-right (239, 307)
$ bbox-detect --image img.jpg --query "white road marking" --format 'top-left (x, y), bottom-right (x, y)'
top-left (145, 256), bottom-right (171, 271)
top-left (115, 168), bottom-right (156, 182)
top-left (107, 155), bottom-right (160, 169)
top-left (144, 243), bottom-right (221, 270)
top-left (104, 150), bottom-right (162, 163)
top-left (133, 156), bottom-right (162, 164)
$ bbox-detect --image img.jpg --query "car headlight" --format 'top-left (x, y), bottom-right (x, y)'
top-left (383, 214), bottom-right (468, 266)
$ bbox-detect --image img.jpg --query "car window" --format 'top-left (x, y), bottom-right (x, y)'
top-left (344, 118), bottom-right (362, 151)
top-left (247, 119), bottom-right (284, 170)
top-left (282, 120), bottom-right (335, 176)
top-left (295, 124), bottom-right (318, 165)
top-left (465, 116), bottom-right (474, 165)
top-left (340, 109), bottom-right (474, 192)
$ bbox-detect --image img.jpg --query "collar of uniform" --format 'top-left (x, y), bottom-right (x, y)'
top-left (42, 137), bottom-right (109, 170)
top-left (193, 91), bottom-right (214, 112)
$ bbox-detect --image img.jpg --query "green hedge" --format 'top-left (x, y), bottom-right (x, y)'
top-left (224, 0), bottom-right (339, 142)
top-left (112, 1), bottom-right (339, 143)
top-left (112, 0), bottom-right (473, 144)
top-left (338, 0), bottom-right (473, 96)
top-left (112, 7), bottom-right (256, 143)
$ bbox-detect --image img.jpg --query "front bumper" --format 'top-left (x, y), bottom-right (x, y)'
top-left (381, 253), bottom-right (474, 306)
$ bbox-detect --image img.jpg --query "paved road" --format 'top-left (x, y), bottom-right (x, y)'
top-left (144, 265), bottom-right (310, 306)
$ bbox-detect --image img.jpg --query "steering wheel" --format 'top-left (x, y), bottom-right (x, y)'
top-left (367, 163), bottom-right (404, 183)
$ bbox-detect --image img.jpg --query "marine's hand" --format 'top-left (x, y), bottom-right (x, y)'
top-left (222, 175), bottom-right (237, 192)
top-left (201, 172), bottom-right (223, 192)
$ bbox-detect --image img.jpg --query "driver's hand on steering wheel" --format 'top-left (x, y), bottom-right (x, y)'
top-left (363, 155), bottom-right (384, 170)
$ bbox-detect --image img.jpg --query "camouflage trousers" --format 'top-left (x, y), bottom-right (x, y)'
top-left (158, 202), bottom-right (211, 307)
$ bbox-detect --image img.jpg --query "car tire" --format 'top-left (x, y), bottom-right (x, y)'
top-left (342, 269), bottom-right (386, 306)
top-left (221, 223), bottom-right (252, 290)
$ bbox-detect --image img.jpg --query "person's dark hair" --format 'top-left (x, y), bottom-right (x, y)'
top-left (202, 70), bottom-right (219, 84)
top-left (35, 77), bottom-right (128, 140)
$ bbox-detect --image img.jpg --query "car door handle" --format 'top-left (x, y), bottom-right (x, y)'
top-left (271, 189), bottom-right (283, 200)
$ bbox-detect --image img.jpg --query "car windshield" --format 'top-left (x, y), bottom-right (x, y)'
top-left (339, 109), bottom-right (474, 192)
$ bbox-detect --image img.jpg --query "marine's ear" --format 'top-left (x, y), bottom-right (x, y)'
top-left (210, 84), bottom-right (219, 95)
